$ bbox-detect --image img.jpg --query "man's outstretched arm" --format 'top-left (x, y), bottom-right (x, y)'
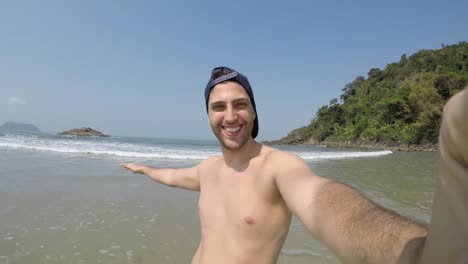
top-left (312, 180), bottom-right (427, 264)
top-left (274, 153), bottom-right (427, 264)
top-left (122, 163), bottom-right (200, 191)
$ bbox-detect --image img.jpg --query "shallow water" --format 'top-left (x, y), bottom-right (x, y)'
top-left (0, 144), bottom-right (437, 264)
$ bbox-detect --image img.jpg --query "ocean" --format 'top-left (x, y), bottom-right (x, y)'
top-left (0, 132), bottom-right (437, 263)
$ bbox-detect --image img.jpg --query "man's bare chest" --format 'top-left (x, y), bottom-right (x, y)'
top-left (197, 167), bottom-right (289, 237)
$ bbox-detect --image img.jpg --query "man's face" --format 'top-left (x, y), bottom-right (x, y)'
top-left (208, 81), bottom-right (256, 150)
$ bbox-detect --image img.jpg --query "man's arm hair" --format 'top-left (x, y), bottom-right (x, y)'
top-left (314, 181), bottom-right (427, 264)
top-left (274, 152), bottom-right (427, 264)
top-left (122, 163), bottom-right (200, 191)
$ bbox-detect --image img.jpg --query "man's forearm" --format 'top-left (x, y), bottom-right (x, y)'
top-left (123, 163), bottom-right (200, 191)
top-left (141, 166), bottom-right (178, 186)
top-left (315, 181), bottom-right (428, 264)
top-left (124, 163), bottom-right (175, 186)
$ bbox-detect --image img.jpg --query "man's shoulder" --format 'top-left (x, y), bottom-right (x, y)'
top-left (261, 145), bottom-right (308, 172)
top-left (261, 145), bottom-right (320, 187)
top-left (261, 145), bottom-right (304, 163)
top-left (199, 155), bottom-right (223, 167)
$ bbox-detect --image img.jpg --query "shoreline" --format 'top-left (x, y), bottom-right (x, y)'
top-left (263, 139), bottom-right (437, 152)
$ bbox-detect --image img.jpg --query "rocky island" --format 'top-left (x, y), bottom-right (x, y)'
top-left (59, 127), bottom-right (109, 137)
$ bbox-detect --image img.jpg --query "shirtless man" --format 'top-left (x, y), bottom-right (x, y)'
top-left (123, 66), bottom-right (467, 264)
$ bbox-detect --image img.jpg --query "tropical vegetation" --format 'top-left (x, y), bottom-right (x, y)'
top-left (298, 42), bottom-right (468, 146)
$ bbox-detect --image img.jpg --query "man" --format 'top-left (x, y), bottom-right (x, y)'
top-left (123, 66), bottom-right (467, 264)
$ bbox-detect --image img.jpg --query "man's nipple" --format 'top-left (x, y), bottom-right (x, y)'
top-left (244, 216), bottom-right (255, 225)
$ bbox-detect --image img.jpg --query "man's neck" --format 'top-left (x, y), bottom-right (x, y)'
top-left (221, 139), bottom-right (261, 169)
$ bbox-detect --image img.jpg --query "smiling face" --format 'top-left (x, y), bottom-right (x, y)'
top-left (208, 81), bottom-right (256, 151)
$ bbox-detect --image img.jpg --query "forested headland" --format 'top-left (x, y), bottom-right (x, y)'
top-left (271, 42), bottom-right (468, 151)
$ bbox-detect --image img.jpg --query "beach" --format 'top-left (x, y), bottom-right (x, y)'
top-left (0, 133), bottom-right (437, 263)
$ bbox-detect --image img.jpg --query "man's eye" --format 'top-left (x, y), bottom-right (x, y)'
top-left (212, 105), bottom-right (224, 111)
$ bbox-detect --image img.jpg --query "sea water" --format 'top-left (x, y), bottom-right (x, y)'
top-left (0, 132), bottom-right (437, 263)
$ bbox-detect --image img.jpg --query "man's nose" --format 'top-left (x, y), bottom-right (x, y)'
top-left (225, 106), bottom-right (237, 122)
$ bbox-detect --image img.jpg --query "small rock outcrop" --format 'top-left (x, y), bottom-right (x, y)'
top-left (59, 127), bottom-right (108, 137)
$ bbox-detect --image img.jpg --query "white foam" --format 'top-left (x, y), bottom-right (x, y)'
top-left (98, 249), bottom-right (108, 254)
top-left (125, 250), bottom-right (133, 257)
top-left (281, 248), bottom-right (321, 257)
top-left (0, 134), bottom-right (217, 160)
top-left (0, 134), bottom-right (392, 161)
top-left (296, 150), bottom-right (393, 160)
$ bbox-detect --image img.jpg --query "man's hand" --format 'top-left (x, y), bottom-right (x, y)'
top-left (122, 163), bottom-right (145, 174)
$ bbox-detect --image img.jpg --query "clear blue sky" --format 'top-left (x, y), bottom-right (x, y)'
top-left (1, 0), bottom-right (467, 140)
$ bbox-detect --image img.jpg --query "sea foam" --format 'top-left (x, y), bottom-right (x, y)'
top-left (0, 133), bottom-right (391, 160)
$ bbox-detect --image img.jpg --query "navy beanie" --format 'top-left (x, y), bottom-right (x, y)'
top-left (204, 66), bottom-right (259, 139)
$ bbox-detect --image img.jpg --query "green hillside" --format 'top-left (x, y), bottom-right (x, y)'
top-left (298, 42), bottom-right (468, 147)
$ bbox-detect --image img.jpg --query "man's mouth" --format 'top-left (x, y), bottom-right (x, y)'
top-left (223, 125), bottom-right (242, 136)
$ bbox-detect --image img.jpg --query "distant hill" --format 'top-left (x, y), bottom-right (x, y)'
top-left (0, 122), bottom-right (40, 132)
top-left (274, 41), bottom-right (468, 150)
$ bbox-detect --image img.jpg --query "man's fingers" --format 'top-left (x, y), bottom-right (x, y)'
top-left (122, 163), bottom-right (143, 174)
top-left (122, 163), bottom-right (135, 171)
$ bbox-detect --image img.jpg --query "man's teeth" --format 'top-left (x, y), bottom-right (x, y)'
top-left (225, 127), bottom-right (241, 133)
